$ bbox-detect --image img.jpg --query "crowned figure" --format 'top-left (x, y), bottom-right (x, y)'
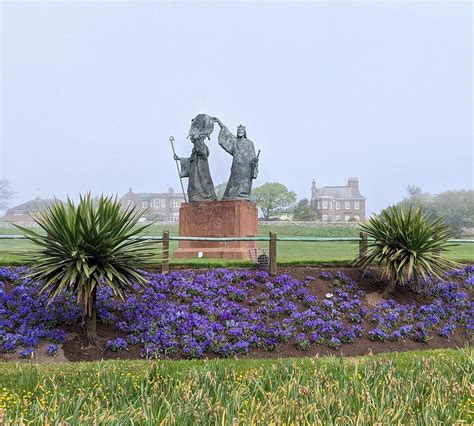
top-left (213, 118), bottom-right (259, 200)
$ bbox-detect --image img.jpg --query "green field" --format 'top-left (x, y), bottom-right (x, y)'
top-left (0, 348), bottom-right (471, 424)
top-left (1, 223), bottom-right (472, 265)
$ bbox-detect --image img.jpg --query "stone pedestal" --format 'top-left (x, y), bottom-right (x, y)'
top-left (174, 200), bottom-right (258, 259)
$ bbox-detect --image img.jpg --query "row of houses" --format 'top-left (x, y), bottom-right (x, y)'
top-left (1, 189), bottom-right (186, 223)
top-left (120, 188), bottom-right (185, 221)
top-left (1, 178), bottom-right (366, 223)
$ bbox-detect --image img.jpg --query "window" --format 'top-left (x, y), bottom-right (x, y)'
top-left (153, 199), bottom-right (160, 208)
top-left (328, 215), bottom-right (333, 221)
top-left (161, 199), bottom-right (166, 208)
top-left (345, 201), bottom-right (350, 210)
top-left (335, 201), bottom-right (340, 210)
top-left (174, 200), bottom-right (180, 207)
top-left (328, 201), bottom-right (332, 209)
top-left (335, 214), bottom-right (341, 221)
top-left (354, 201), bottom-right (360, 210)
top-left (322, 214), bottom-right (328, 221)
top-left (173, 213), bottom-right (179, 221)
top-left (322, 200), bottom-right (328, 209)
top-left (14, 211), bottom-right (24, 216)
top-left (142, 201), bottom-right (149, 208)
top-left (344, 215), bottom-right (350, 222)
top-left (317, 201), bottom-right (321, 209)
top-left (354, 215), bottom-right (360, 221)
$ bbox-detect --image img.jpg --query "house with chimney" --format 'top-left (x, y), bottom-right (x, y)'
top-left (310, 178), bottom-right (366, 222)
top-left (119, 188), bottom-right (185, 221)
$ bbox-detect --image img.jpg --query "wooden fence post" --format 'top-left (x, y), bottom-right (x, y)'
top-left (162, 230), bottom-right (169, 275)
top-left (269, 231), bottom-right (277, 276)
top-left (359, 232), bottom-right (368, 258)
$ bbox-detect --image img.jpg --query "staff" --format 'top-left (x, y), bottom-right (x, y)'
top-left (169, 136), bottom-right (187, 203)
top-left (252, 149), bottom-right (260, 179)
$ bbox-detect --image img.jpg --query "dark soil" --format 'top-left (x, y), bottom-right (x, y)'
top-left (60, 323), bottom-right (470, 362)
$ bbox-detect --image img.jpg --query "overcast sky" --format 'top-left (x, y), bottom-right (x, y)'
top-left (1, 1), bottom-right (472, 215)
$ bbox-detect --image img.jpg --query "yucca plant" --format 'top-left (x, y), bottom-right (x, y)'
top-left (16, 194), bottom-right (154, 340)
top-left (354, 205), bottom-right (458, 296)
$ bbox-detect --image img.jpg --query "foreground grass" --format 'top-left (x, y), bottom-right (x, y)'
top-left (0, 348), bottom-right (472, 424)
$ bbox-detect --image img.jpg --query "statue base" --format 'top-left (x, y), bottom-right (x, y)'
top-left (174, 200), bottom-right (258, 260)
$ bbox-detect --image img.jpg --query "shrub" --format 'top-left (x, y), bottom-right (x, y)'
top-left (355, 206), bottom-right (458, 296)
top-left (16, 194), bottom-right (154, 340)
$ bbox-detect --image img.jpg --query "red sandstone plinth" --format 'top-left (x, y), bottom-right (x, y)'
top-left (174, 200), bottom-right (258, 260)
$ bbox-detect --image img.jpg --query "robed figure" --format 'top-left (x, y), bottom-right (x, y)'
top-left (214, 118), bottom-right (259, 200)
top-left (174, 115), bottom-right (217, 202)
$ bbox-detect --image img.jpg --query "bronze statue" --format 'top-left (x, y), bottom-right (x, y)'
top-left (170, 114), bottom-right (260, 202)
top-left (173, 114), bottom-right (217, 202)
top-left (214, 117), bottom-right (259, 200)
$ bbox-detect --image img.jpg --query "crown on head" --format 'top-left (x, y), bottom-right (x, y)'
top-left (237, 124), bottom-right (246, 129)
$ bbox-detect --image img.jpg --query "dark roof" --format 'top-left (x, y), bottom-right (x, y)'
top-left (121, 190), bottom-right (184, 200)
top-left (314, 186), bottom-right (366, 200)
top-left (7, 198), bottom-right (66, 212)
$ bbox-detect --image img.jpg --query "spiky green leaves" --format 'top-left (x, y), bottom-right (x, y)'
top-left (16, 194), bottom-right (154, 315)
top-left (354, 206), bottom-right (459, 286)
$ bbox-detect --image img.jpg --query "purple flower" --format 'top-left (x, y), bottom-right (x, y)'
top-left (19, 347), bottom-right (34, 358)
top-left (465, 275), bottom-right (474, 288)
top-left (106, 338), bottom-right (128, 352)
top-left (319, 271), bottom-right (333, 281)
top-left (295, 333), bottom-right (310, 351)
top-left (47, 343), bottom-right (59, 356)
top-left (328, 337), bottom-right (342, 349)
top-left (0, 266), bottom-right (471, 360)
top-left (439, 323), bottom-right (455, 338)
top-left (368, 328), bottom-right (388, 342)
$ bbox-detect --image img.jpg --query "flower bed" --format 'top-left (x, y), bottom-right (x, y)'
top-left (0, 266), bottom-right (472, 361)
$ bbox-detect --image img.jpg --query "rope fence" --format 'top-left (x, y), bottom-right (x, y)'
top-left (1, 233), bottom-right (472, 275)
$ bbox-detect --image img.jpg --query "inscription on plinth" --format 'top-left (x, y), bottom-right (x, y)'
top-left (174, 200), bottom-right (258, 259)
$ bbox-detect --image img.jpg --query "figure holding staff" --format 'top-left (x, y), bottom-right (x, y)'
top-left (169, 136), bottom-right (187, 203)
top-left (171, 114), bottom-right (217, 202)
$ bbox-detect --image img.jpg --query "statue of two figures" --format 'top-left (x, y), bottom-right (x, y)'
top-left (172, 114), bottom-right (259, 202)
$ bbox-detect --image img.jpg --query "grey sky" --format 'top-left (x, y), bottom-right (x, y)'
top-left (1, 1), bottom-right (472, 215)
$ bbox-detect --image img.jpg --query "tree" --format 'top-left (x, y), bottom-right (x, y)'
top-left (405, 185), bottom-right (422, 200)
top-left (293, 198), bottom-right (318, 221)
top-left (16, 194), bottom-right (155, 341)
top-left (431, 190), bottom-right (474, 236)
top-left (214, 182), bottom-right (228, 200)
top-left (400, 185), bottom-right (433, 209)
top-left (0, 179), bottom-right (14, 211)
top-left (396, 186), bottom-right (473, 237)
top-left (251, 182), bottom-right (297, 220)
top-left (355, 205), bottom-right (458, 297)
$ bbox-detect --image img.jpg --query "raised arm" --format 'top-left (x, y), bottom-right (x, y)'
top-left (214, 118), bottom-right (236, 155)
top-left (212, 117), bottom-right (224, 128)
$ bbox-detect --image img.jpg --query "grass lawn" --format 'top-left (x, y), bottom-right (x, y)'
top-left (1, 223), bottom-right (472, 266)
top-left (0, 348), bottom-right (471, 424)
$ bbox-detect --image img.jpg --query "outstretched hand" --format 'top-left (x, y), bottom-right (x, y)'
top-left (212, 117), bottom-right (223, 127)
top-left (173, 154), bottom-right (180, 161)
